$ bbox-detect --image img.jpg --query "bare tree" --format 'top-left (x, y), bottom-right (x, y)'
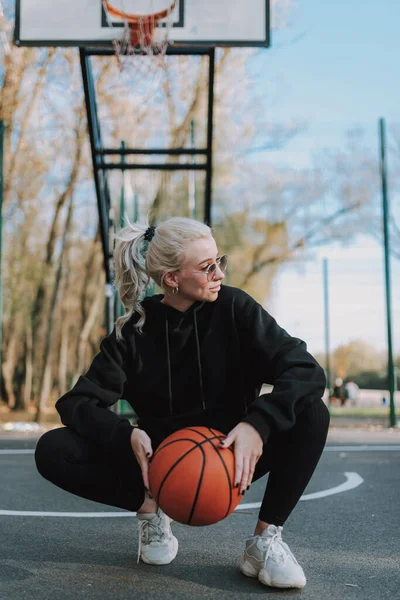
top-left (36, 193), bottom-right (74, 422)
top-left (315, 125), bottom-right (400, 259)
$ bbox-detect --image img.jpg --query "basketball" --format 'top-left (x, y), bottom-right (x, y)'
top-left (148, 426), bottom-right (242, 526)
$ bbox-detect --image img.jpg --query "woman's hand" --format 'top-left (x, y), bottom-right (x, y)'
top-left (219, 422), bottom-right (263, 494)
top-left (130, 428), bottom-right (153, 491)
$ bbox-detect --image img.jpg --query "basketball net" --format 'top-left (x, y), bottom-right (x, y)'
top-left (102, 0), bottom-right (176, 80)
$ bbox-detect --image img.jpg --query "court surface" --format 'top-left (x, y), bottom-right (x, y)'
top-left (1, 431), bottom-right (399, 600)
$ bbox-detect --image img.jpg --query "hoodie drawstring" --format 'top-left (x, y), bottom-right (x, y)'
top-left (193, 311), bottom-right (206, 411)
top-left (165, 318), bottom-right (173, 415)
top-left (165, 309), bottom-right (206, 416)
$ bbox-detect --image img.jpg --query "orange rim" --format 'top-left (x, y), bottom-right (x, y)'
top-left (103, 0), bottom-right (176, 24)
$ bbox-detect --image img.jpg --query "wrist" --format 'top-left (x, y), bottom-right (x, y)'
top-left (242, 414), bottom-right (270, 445)
top-left (241, 421), bottom-right (264, 444)
top-left (130, 426), bottom-right (139, 444)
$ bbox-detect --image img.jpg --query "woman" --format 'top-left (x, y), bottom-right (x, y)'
top-left (35, 216), bottom-right (329, 590)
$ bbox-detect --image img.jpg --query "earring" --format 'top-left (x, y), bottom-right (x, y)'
top-left (172, 286), bottom-right (179, 296)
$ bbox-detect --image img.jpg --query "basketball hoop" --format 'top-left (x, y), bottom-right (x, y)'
top-left (102, 0), bottom-right (176, 73)
top-left (103, 0), bottom-right (176, 48)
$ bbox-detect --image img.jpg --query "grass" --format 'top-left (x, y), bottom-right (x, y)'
top-left (329, 405), bottom-right (396, 417)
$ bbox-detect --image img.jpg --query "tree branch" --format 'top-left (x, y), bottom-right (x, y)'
top-left (239, 201), bottom-right (362, 287)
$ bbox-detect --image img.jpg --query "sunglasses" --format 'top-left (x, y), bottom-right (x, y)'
top-left (183, 254), bottom-right (228, 281)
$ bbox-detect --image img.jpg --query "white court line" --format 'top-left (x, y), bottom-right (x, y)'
top-left (325, 445), bottom-right (400, 452)
top-left (0, 450), bottom-right (34, 454)
top-left (0, 472), bottom-right (364, 517)
top-left (240, 472), bottom-right (364, 509)
top-left (300, 472), bottom-right (364, 500)
top-left (2, 445), bottom-right (400, 455)
top-left (0, 510), bottom-right (137, 517)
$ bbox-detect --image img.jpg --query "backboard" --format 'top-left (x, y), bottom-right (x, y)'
top-left (14, 0), bottom-right (270, 48)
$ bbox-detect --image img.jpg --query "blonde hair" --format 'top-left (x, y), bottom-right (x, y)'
top-left (113, 216), bottom-right (212, 339)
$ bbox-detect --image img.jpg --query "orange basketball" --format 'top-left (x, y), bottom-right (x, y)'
top-left (148, 426), bottom-right (242, 526)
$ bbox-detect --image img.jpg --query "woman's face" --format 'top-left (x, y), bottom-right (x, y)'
top-left (163, 236), bottom-right (225, 310)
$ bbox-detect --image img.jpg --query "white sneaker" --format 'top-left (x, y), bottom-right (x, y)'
top-left (137, 507), bottom-right (178, 565)
top-left (240, 525), bottom-right (306, 589)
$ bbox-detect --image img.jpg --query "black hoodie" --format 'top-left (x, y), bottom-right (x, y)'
top-left (56, 285), bottom-right (326, 455)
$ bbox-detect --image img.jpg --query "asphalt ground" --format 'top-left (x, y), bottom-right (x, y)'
top-left (1, 429), bottom-right (399, 600)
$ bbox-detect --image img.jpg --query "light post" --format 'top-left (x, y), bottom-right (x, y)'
top-left (379, 118), bottom-right (396, 428)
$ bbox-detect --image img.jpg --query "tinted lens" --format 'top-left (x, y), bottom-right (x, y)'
top-left (207, 255), bottom-right (228, 280)
top-left (220, 255), bottom-right (228, 272)
top-left (207, 263), bottom-right (217, 281)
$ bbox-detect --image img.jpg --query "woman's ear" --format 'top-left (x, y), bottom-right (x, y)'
top-left (163, 271), bottom-right (179, 288)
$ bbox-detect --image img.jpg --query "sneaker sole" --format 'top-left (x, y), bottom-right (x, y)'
top-left (240, 558), bottom-right (259, 578)
top-left (259, 570), bottom-right (306, 589)
top-left (140, 536), bottom-right (179, 566)
top-left (241, 560), bottom-right (306, 589)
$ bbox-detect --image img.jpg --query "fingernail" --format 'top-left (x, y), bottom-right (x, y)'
top-left (246, 485), bottom-right (250, 491)
top-left (241, 490), bottom-right (246, 495)
top-left (234, 483), bottom-right (239, 488)
top-left (146, 452), bottom-right (150, 457)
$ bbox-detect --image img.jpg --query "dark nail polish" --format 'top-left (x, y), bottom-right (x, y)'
top-left (246, 485), bottom-right (250, 491)
top-left (234, 483), bottom-right (239, 488)
top-left (241, 490), bottom-right (246, 495)
top-left (146, 452), bottom-right (150, 457)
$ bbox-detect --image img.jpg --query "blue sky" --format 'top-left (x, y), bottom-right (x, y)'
top-left (269, 0), bottom-right (400, 126)
top-left (254, 0), bottom-right (400, 356)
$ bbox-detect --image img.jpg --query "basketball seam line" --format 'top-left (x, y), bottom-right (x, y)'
top-left (169, 428), bottom-right (235, 521)
top-left (188, 427), bottom-right (234, 519)
top-left (187, 444), bottom-right (206, 526)
top-left (154, 439), bottom-right (205, 525)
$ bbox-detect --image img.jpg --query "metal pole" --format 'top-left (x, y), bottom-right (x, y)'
top-left (379, 117), bottom-right (396, 427)
top-left (79, 49), bottom-right (111, 282)
top-left (133, 192), bottom-right (139, 222)
top-left (0, 121), bottom-right (4, 399)
top-left (80, 49), bottom-right (114, 335)
top-left (204, 48), bottom-right (215, 226)
top-left (117, 140), bottom-right (126, 320)
top-left (119, 140), bottom-right (126, 226)
top-left (323, 258), bottom-right (331, 403)
top-left (189, 119), bottom-right (197, 219)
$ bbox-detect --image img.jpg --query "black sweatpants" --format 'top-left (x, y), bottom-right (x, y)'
top-left (35, 399), bottom-right (330, 526)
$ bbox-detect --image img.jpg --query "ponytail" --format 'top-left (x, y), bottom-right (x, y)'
top-left (113, 217), bottom-right (150, 339)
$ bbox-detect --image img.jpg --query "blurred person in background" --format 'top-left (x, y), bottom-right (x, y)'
top-left (332, 377), bottom-right (345, 405)
top-left (344, 379), bottom-right (360, 406)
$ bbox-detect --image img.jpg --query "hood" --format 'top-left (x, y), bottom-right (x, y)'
top-left (140, 294), bottom-right (207, 416)
top-left (141, 294), bottom-right (205, 332)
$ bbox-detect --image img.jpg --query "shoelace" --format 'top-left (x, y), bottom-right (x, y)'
top-left (260, 529), bottom-right (299, 567)
top-left (137, 515), bottom-right (168, 564)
